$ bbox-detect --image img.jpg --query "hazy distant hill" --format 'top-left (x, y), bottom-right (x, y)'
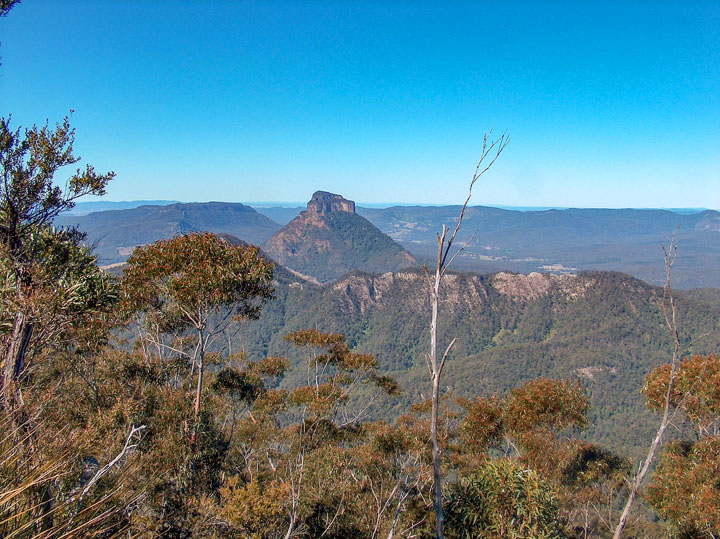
top-left (234, 267), bottom-right (720, 457)
top-left (262, 192), bottom-right (416, 283)
top-left (252, 206), bottom-right (304, 225)
top-left (60, 199), bottom-right (720, 287)
top-left (56, 202), bottom-right (280, 264)
top-left (64, 200), bottom-right (179, 215)
top-left (357, 206), bottom-right (720, 288)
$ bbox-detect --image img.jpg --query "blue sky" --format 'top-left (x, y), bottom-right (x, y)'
top-left (1, 1), bottom-right (718, 208)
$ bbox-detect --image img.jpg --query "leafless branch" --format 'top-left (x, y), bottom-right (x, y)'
top-left (79, 425), bottom-right (146, 501)
top-left (613, 231), bottom-right (682, 539)
top-left (442, 229), bottom-right (478, 278)
top-left (437, 338), bottom-right (456, 379)
top-left (440, 130), bottom-right (509, 269)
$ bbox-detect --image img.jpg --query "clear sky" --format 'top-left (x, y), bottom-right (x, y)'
top-left (1, 1), bottom-right (718, 208)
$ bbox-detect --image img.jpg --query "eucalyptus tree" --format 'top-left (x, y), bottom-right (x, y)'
top-left (120, 232), bottom-right (274, 423)
top-left (643, 353), bottom-right (720, 536)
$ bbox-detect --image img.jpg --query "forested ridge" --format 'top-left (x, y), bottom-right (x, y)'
top-left (234, 266), bottom-right (720, 458)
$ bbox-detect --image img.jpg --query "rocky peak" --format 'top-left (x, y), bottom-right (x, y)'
top-left (306, 191), bottom-right (355, 215)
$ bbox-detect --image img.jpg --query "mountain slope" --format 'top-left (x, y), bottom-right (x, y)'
top-left (56, 202), bottom-right (281, 264)
top-left (263, 192), bottom-right (416, 283)
top-left (234, 268), bottom-right (720, 457)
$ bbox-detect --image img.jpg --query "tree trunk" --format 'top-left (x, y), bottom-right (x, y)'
top-left (430, 259), bottom-right (444, 538)
top-left (613, 412), bottom-right (669, 538)
top-left (3, 311), bottom-right (33, 410)
top-left (194, 327), bottom-right (205, 422)
top-left (431, 372), bottom-right (443, 539)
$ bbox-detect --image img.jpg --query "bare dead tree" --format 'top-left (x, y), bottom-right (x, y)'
top-left (422, 130), bottom-right (508, 538)
top-left (613, 232), bottom-right (681, 539)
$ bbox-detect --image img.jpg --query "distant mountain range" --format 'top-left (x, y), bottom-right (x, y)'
top-left (357, 205), bottom-right (720, 288)
top-left (55, 202), bottom-right (280, 263)
top-left (230, 203), bottom-right (720, 288)
top-left (57, 197), bottom-right (720, 288)
top-left (63, 200), bottom-right (181, 215)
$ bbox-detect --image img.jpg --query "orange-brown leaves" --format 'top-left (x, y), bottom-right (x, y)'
top-left (220, 477), bottom-right (291, 534)
top-left (455, 379), bottom-right (589, 477)
top-left (284, 329), bottom-right (344, 348)
top-left (249, 355), bottom-right (290, 378)
top-left (283, 329), bottom-right (398, 420)
top-left (289, 383), bottom-right (346, 415)
top-left (504, 378), bottom-right (589, 433)
top-left (342, 352), bottom-right (377, 371)
top-left (457, 395), bottom-right (504, 454)
top-left (252, 388), bottom-right (288, 416)
top-left (368, 373), bottom-right (401, 396)
top-left (646, 436), bottom-right (720, 536)
top-left (643, 354), bottom-right (720, 431)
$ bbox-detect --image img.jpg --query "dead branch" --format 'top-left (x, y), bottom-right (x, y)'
top-left (613, 231), bottom-right (682, 539)
top-left (79, 425), bottom-right (146, 501)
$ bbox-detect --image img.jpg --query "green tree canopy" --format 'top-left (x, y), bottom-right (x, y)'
top-left (121, 232), bottom-right (274, 420)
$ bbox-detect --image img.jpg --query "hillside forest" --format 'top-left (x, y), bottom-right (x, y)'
top-left (2, 113), bottom-right (720, 539)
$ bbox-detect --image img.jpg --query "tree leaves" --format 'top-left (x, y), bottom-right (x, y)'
top-left (643, 353), bottom-right (720, 433)
top-left (121, 232), bottom-right (274, 328)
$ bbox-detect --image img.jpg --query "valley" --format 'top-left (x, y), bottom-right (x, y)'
top-left (233, 264), bottom-right (720, 457)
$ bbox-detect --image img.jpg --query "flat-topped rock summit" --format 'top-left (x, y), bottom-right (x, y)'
top-left (307, 191), bottom-right (355, 214)
top-left (263, 192), bottom-right (416, 283)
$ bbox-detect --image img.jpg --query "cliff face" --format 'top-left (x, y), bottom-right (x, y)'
top-left (306, 191), bottom-right (356, 214)
top-left (250, 267), bottom-right (720, 457)
top-left (327, 269), bottom-right (595, 315)
top-left (263, 192), bottom-right (416, 283)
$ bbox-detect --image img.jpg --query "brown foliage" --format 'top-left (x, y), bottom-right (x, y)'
top-left (643, 353), bottom-right (720, 433)
top-left (504, 378), bottom-right (589, 434)
top-left (646, 436), bottom-right (720, 537)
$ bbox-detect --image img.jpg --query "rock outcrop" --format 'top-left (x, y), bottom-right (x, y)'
top-left (492, 271), bottom-right (594, 301)
top-left (306, 191), bottom-right (355, 214)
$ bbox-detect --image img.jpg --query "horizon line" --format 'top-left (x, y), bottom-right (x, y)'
top-left (73, 200), bottom-right (713, 213)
